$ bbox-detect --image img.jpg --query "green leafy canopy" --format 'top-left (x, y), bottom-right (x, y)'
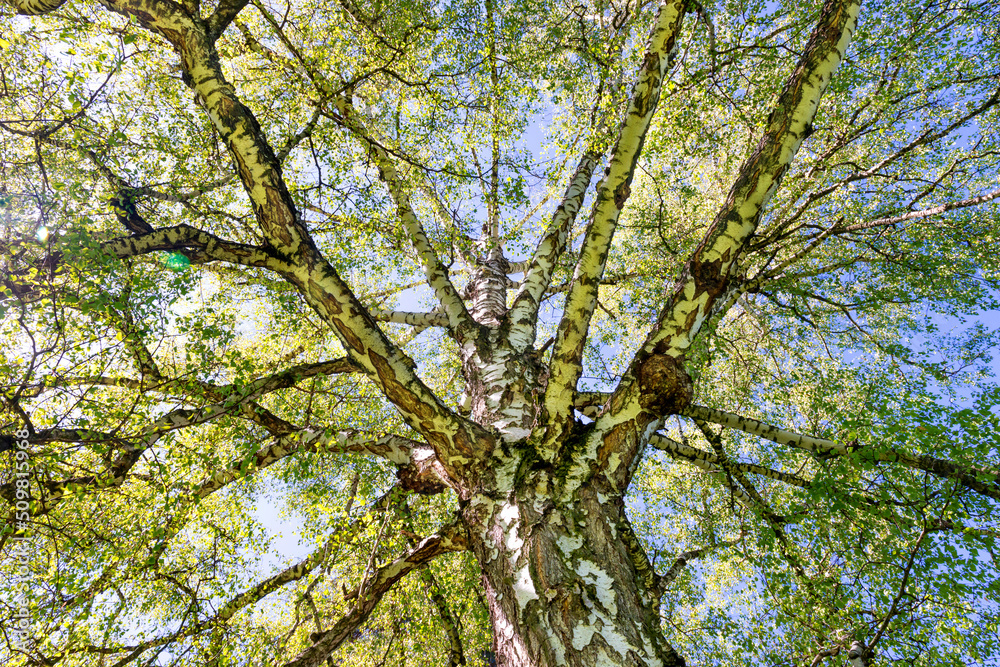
top-left (1, 0), bottom-right (999, 665)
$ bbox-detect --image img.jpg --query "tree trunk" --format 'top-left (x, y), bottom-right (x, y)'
top-left (451, 243), bottom-right (686, 666)
top-left (461, 454), bottom-right (684, 667)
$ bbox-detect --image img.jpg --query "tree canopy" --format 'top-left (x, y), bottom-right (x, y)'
top-left (1, 0), bottom-right (999, 665)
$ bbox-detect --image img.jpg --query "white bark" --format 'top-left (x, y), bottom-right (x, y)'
top-left (372, 309), bottom-right (450, 328)
top-left (595, 0), bottom-right (861, 461)
top-left (97, 1), bottom-right (486, 476)
top-left (544, 0), bottom-right (688, 425)
top-left (507, 151), bottom-right (600, 352)
top-left (685, 404), bottom-right (1000, 501)
top-left (640, 0), bottom-right (860, 360)
top-left (11, 2), bottom-right (1000, 666)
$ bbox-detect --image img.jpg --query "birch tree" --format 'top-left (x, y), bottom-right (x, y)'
top-left (2, 0), bottom-right (999, 664)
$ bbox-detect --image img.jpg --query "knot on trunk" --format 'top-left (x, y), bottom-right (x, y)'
top-left (396, 461), bottom-right (448, 495)
top-left (613, 181), bottom-right (631, 208)
top-left (637, 353), bottom-right (692, 415)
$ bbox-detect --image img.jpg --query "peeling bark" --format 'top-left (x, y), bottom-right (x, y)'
top-left (462, 465), bottom-right (686, 667)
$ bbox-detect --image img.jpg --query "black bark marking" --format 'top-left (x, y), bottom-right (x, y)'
top-left (689, 254), bottom-right (727, 300)
top-left (613, 182), bottom-right (632, 208)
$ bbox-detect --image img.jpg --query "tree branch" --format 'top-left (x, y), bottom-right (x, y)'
top-left (401, 506), bottom-right (467, 666)
top-left (1, 224), bottom-right (278, 305)
top-left (282, 521), bottom-right (469, 667)
top-left (372, 309), bottom-right (450, 328)
top-left (841, 188), bottom-right (1000, 232)
top-left (579, 0), bottom-right (861, 497)
top-left (713, 185), bottom-right (1000, 322)
top-left (657, 536), bottom-right (740, 595)
top-left (334, 102), bottom-right (476, 337)
top-left (0, 395), bottom-right (255, 509)
top-left (613, 0), bottom-right (861, 400)
top-left (506, 150), bottom-right (600, 352)
top-left (685, 404), bottom-right (1000, 501)
top-left (649, 433), bottom-right (811, 489)
top-left (6, 0), bottom-right (67, 14)
top-left (51, 489), bottom-right (408, 661)
top-left (95, 0), bottom-right (492, 473)
top-left (544, 0), bottom-right (688, 426)
top-left (207, 0), bottom-right (248, 37)
top-left (756, 86), bottom-right (1000, 251)
top-left (867, 526), bottom-right (927, 656)
top-left (647, 434), bottom-right (757, 509)
top-left (191, 431), bottom-right (445, 499)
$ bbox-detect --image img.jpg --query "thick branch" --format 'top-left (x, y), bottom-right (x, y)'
top-left (506, 151), bottom-right (600, 352)
top-left (1, 224), bottom-right (277, 304)
top-left (592, 0), bottom-right (861, 489)
top-left (17, 1), bottom-right (487, 471)
top-left (644, 0), bottom-right (858, 357)
top-left (685, 404), bottom-right (1000, 501)
top-left (544, 0), bottom-right (688, 423)
top-left (100, 2), bottom-right (491, 473)
top-left (282, 522), bottom-right (469, 667)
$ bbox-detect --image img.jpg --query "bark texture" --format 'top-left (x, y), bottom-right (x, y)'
top-left (462, 470), bottom-right (687, 666)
